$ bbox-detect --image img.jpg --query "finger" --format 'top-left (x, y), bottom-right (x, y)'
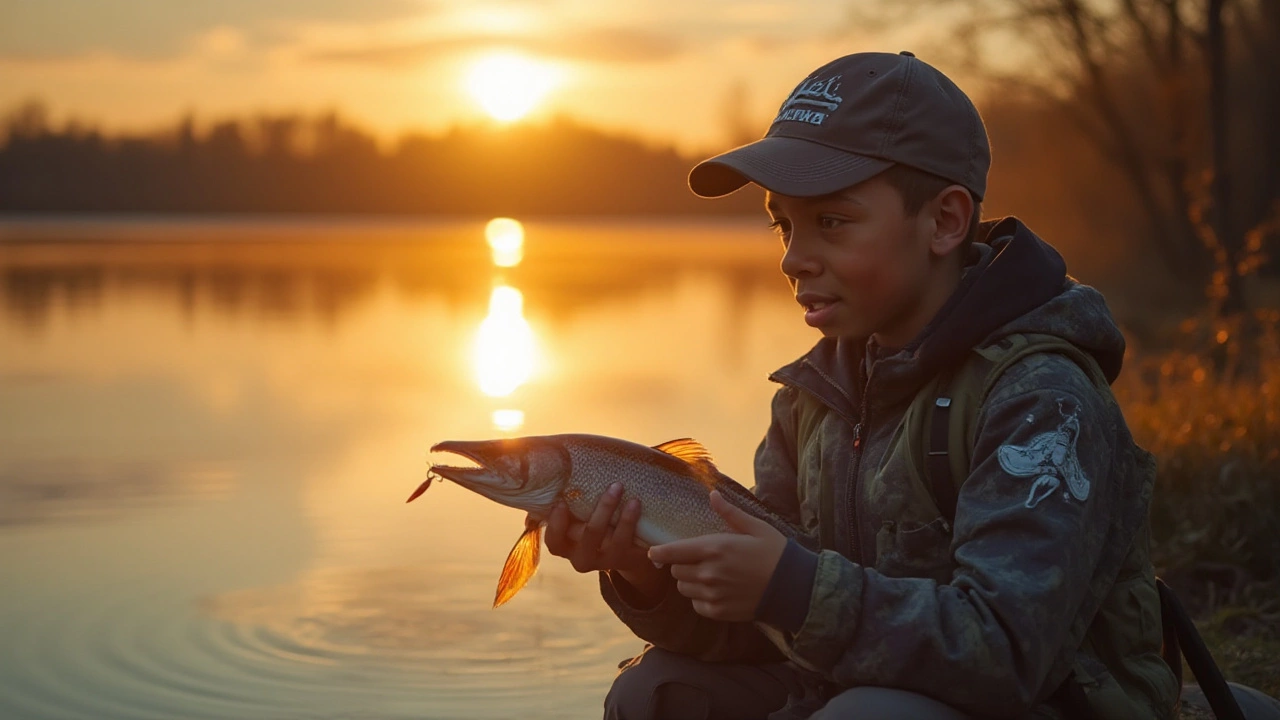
top-left (648, 537), bottom-right (716, 566)
top-left (595, 500), bottom-right (634, 567)
top-left (543, 503), bottom-right (572, 555)
top-left (607, 498), bottom-right (642, 550)
top-left (710, 490), bottom-right (772, 536)
top-left (691, 599), bottom-right (728, 621)
top-left (579, 483), bottom-right (622, 550)
top-left (601, 537), bottom-right (653, 575)
top-left (675, 580), bottom-right (718, 602)
top-left (667, 562), bottom-right (708, 582)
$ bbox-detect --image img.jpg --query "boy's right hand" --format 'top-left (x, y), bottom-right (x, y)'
top-left (539, 482), bottom-right (668, 599)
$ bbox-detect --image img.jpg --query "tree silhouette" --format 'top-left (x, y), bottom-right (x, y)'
top-left (0, 104), bottom-right (764, 218)
top-left (873, 0), bottom-right (1279, 318)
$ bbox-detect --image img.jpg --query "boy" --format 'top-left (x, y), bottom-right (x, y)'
top-left (542, 51), bottom-right (1179, 719)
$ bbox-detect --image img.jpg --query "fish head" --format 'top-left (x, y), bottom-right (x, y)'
top-left (429, 437), bottom-right (568, 517)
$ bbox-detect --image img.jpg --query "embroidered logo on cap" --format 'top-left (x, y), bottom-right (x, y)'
top-left (774, 75), bottom-right (843, 126)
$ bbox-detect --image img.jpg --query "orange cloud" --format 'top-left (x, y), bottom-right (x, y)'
top-left (309, 27), bottom-right (686, 67)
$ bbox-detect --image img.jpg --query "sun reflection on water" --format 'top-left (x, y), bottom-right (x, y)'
top-left (475, 285), bottom-right (535, 399)
top-left (485, 218), bottom-right (525, 268)
top-left (476, 218), bottom-right (538, 432)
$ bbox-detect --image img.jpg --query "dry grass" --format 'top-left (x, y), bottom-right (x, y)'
top-left (1115, 311), bottom-right (1280, 584)
top-left (1195, 590), bottom-right (1280, 698)
top-left (1115, 311), bottom-right (1280, 702)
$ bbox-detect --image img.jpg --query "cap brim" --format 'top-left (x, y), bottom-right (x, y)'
top-left (688, 136), bottom-right (894, 198)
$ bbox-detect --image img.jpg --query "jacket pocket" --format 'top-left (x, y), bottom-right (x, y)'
top-left (873, 517), bottom-right (954, 582)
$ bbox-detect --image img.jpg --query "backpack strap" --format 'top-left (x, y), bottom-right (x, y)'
top-left (927, 374), bottom-right (959, 523)
top-left (1158, 578), bottom-right (1247, 720)
top-left (923, 332), bottom-right (1107, 524)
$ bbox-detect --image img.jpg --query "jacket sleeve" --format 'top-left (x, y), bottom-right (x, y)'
top-left (597, 386), bottom-right (803, 662)
top-left (767, 355), bottom-right (1141, 716)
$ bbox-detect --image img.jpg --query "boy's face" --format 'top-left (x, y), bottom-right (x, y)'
top-left (766, 174), bottom-right (940, 346)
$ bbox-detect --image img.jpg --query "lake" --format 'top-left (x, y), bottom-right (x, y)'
top-left (0, 216), bottom-right (818, 720)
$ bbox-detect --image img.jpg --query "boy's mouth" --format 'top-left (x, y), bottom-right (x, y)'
top-left (796, 292), bottom-right (840, 327)
top-left (796, 292), bottom-right (838, 311)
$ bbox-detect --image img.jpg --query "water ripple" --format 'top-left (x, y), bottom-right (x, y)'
top-left (0, 566), bottom-right (640, 719)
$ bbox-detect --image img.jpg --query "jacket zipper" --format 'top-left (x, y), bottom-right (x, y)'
top-left (771, 357), bottom-right (871, 563)
top-left (845, 361), bottom-right (872, 564)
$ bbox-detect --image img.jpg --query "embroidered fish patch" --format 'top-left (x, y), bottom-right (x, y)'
top-left (997, 399), bottom-right (1090, 509)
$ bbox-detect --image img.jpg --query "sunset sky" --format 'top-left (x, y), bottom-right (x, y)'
top-left (0, 0), bottom-right (977, 153)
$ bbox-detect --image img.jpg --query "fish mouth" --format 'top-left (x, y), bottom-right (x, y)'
top-left (428, 439), bottom-right (520, 490)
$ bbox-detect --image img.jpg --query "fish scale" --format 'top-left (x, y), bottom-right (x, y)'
top-left (561, 438), bottom-right (732, 545)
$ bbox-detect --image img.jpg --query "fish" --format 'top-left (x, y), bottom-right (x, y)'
top-left (407, 433), bottom-right (807, 607)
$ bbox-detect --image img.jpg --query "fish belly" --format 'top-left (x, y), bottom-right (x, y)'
top-left (629, 485), bottom-right (730, 545)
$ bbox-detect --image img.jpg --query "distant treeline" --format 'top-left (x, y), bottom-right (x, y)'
top-left (0, 106), bottom-right (763, 216)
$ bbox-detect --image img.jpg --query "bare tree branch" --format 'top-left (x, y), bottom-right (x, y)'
top-left (1059, 0), bottom-right (1186, 247)
top-left (855, 0), bottom-right (1276, 308)
top-left (1121, 0), bottom-right (1169, 68)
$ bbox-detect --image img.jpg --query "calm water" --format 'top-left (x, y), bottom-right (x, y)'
top-left (0, 216), bottom-right (817, 719)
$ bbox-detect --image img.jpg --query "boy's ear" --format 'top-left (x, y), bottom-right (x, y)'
top-left (930, 185), bottom-right (973, 257)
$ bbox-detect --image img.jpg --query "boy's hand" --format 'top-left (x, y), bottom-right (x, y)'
top-left (648, 490), bottom-right (786, 622)
top-left (540, 482), bottom-right (657, 576)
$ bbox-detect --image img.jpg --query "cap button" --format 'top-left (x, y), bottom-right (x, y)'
top-left (899, 50), bottom-right (915, 57)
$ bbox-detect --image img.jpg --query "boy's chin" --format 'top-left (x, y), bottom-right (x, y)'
top-left (806, 309), bottom-right (859, 338)
top-left (816, 324), bottom-right (864, 339)
top-left (810, 313), bottom-right (870, 339)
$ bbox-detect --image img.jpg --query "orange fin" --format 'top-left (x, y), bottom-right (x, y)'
top-left (653, 438), bottom-right (714, 463)
top-left (494, 518), bottom-right (542, 608)
top-left (653, 438), bottom-right (719, 487)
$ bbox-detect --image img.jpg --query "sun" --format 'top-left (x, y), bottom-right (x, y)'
top-left (465, 52), bottom-right (559, 122)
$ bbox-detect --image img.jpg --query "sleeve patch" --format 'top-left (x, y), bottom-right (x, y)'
top-left (997, 399), bottom-right (1091, 508)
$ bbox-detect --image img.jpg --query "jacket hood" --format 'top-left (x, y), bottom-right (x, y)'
top-left (773, 217), bottom-right (1126, 416)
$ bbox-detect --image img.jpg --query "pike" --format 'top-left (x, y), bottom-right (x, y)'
top-left (407, 433), bottom-right (807, 607)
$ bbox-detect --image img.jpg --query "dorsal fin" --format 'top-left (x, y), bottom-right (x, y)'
top-left (653, 438), bottom-right (714, 463)
top-left (653, 438), bottom-right (719, 487)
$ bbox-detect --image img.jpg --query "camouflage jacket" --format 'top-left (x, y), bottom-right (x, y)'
top-left (600, 218), bottom-right (1179, 719)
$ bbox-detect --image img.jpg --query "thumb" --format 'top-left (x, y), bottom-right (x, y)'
top-left (710, 490), bottom-right (772, 536)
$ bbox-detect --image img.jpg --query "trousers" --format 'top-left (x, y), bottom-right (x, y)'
top-left (602, 646), bottom-right (971, 720)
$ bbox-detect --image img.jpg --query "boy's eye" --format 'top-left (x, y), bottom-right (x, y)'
top-left (768, 219), bottom-right (791, 239)
top-left (818, 216), bottom-right (845, 230)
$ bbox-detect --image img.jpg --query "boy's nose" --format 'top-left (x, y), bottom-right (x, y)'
top-left (780, 241), bottom-right (821, 280)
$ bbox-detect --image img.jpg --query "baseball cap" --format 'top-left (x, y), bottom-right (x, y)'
top-left (688, 51), bottom-right (990, 200)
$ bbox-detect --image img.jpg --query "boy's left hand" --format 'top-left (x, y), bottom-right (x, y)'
top-left (647, 490), bottom-right (787, 622)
